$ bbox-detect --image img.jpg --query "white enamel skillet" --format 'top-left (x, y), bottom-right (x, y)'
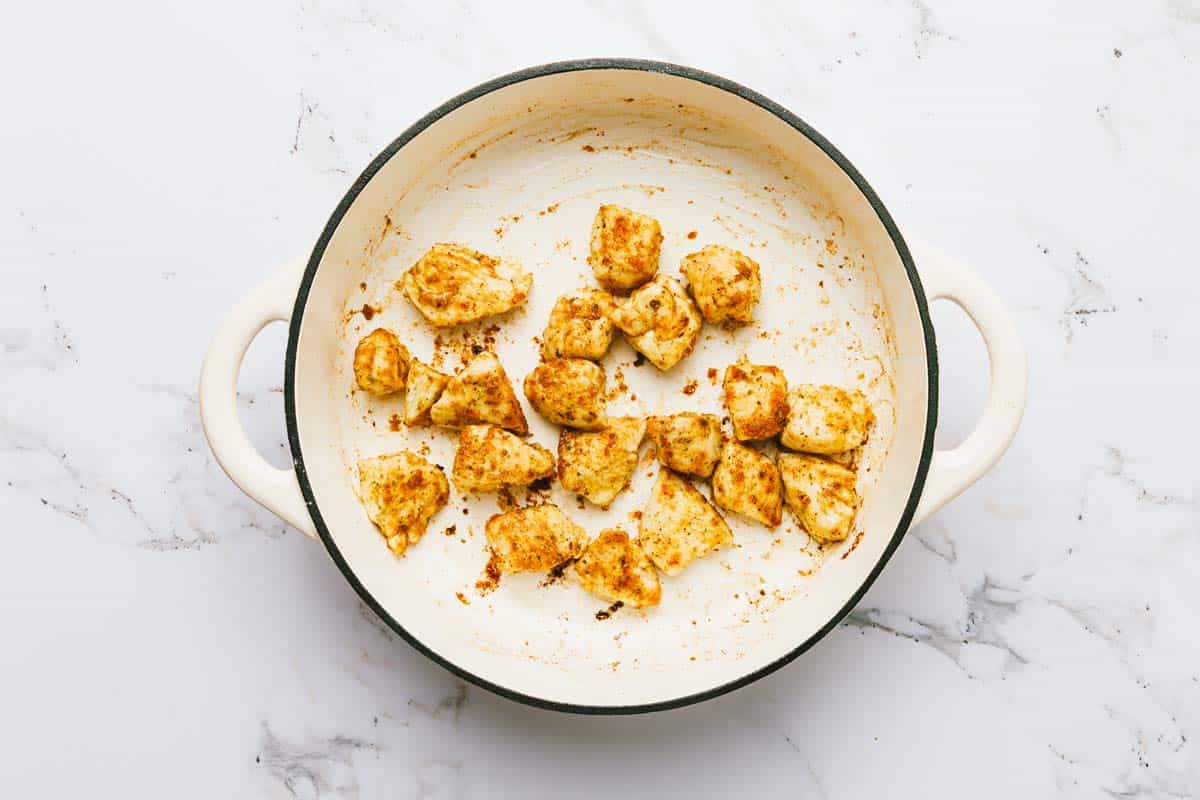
top-left (200, 60), bottom-right (1026, 713)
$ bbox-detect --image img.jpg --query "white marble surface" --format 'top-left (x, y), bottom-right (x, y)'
top-left (3, 1), bottom-right (1198, 797)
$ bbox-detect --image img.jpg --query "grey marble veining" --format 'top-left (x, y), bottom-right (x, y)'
top-left (2, 1), bottom-right (1198, 797)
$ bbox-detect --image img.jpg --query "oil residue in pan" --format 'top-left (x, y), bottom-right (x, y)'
top-left (333, 97), bottom-right (896, 671)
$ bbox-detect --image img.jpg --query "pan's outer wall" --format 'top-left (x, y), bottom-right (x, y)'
top-left (284, 58), bottom-right (939, 715)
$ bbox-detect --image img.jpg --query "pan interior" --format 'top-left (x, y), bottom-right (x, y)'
top-left (290, 66), bottom-right (929, 709)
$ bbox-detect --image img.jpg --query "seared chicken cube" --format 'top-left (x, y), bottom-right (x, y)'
top-left (400, 243), bottom-right (532, 327)
top-left (353, 328), bottom-right (410, 396)
top-left (639, 468), bottom-right (733, 576)
top-left (680, 244), bottom-right (761, 327)
top-left (711, 441), bottom-right (783, 527)
top-left (607, 275), bottom-right (702, 371)
top-left (573, 529), bottom-right (662, 609)
top-left (451, 425), bottom-right (555, 493)
top-left (403, 359), bottom-right (450, 427)
top-left (557, 417), bottom-right (646, 508)
top-left (646, 412), bottom-right (723, 478)
top-left (722, 358), bottom-right (789, 441)
top-left (588, 204), bottom-right (663, 292)
top-left (430, 350), bottom-right (529, 435)
top-left (523, 358), bottom-right (607, 430)
top-left (358, 451), bottom-right (449, 556)
top-left (485, 504), bottom-right (589, 574)
top-left (540, 290), bottom-right (616, 361)
top-left (780, 385), bottom-right (874, 454)
top-left (778, 452), bottom-right (860, 542)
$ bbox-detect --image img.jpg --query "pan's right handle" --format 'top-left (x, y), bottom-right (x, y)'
top-left (909, 239), bottom-right (1027, 526)
top-left (199, 259), bottom-right (317, 539)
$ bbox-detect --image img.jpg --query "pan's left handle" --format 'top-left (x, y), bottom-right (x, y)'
top-left (199, 259), bottom-right (318, 540)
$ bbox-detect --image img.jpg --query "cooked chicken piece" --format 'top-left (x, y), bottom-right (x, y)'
top-left (540, 290), bottom-right (616, 361)
top-left (557, 417), bottom-right (646, 508)
top-left (451, 425), bottom-right (555, 493)
top-left (485, 503), bottom-right (589, 574)
top-left (607, 275), bottom-right (702, 371)
top-left (430, 350), bottom-right (529, 435)
top-left (711, 441), bottom-right (783, 527)
top-left (353, 328), bottom-right (410, 396)
top-left (573, 529), bottom-right (662, 609)
top-left (679, 244), bottom-right (761, 327)
top-left (400, 243), bottom-right (532, 327)
top-left (780, 385), bottom-right (874, 454)
top-left (403, 359), bottom-right (450, 427)
top-left (722, 357), bottom-right (789, 441)
top-left (646, 412), bottom-right (723, 478)
top-left (639, 468), bottom-right (733, 576)
top-left (588, 204), bottom-right (663, 292)
top-left (523, 358), bottom-right (607, 430)
top-left (778, 452), bottom-right (860, 542)
top-left (358, 451), bottom-right (449, 556)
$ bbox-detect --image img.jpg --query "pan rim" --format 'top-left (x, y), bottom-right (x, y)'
top-left (284, 57), bottom-right (938, 715)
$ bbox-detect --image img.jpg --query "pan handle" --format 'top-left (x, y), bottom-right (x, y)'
top-left (909, 239), bottom-right (1027, 526)
top-left (199, 258), bottom-right (318, 540)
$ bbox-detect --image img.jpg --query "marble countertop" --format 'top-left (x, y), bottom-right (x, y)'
top-left (4, 2), bottom-right (1198, 797)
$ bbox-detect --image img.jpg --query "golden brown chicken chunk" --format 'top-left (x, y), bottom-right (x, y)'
top-left (778, 452), bottom-right (860, 542)
top-left (557, 417), bottom-right (646, 508)
top-left (722, 358), bottom-right (789, 441)
top-left (451, 425), bottom-right (555, 493)
top-left (679, 244), bottom-right (761, 327)
top-left (403, 359), bottom-right (450, 427)
top-left (780, 385), bottom-right (873, 454)
top-left (523, 358), bottom-right (607, 430)
top-left (485, 504), bottom-right (589, 574)
top-left (588, 204), bottom-right (663, 292)
top-left (430, 350), bottom-right (529, 435)
top-left (400, 243), bottom-right (532, 327)
top-left (639, 468), bottom-right (733, 576)
top-left (573, 529), bottom-right (662, 609)
top-left (353, 328), bottom-right (410, 396)
top-left (607, 275), bottom-right (703, 371)
top-left (540, 290), bottom-right (616, 361)
top-left (646, 412), bottom-right (723, 478)
top-left (357, 451), bottom-right (449, 556)
top-left (711, 441), bottom-right (783, 528)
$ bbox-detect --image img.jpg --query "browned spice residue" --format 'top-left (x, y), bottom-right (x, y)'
top-left (707, 367), bottom-right (718, 384)
top-left (687, 230), bottom-right (698, 240)
top-left (682, 379), bottom-right (698, 396)
top-left (539, 558), bottom-right (575, 588)
top-left (456, 592), bottom-right (470, 605)
top-left (361, 304), bottom-right (376, 320)
top-left (359, 282), bottom-right (367, 291)
top-left (582, 144), bottom-right (596, 152)
top-left (608, 367), bottom-right (629, 400)
top-left (840, 530), bottom-right (866, 560)
top-left (388, 413), bottom-right (401, 431)
top-left (475, 554), bottom-right (501, 594)
top-left (529, 476), bottom-right (553, 493)
top-left (443, 525), bottom-right (457, 537)
top-left (825, 238), bottom-right (838, 256)
top-left (595, 601), bottom-right (624, 621)
top-left (632, 352), bottom-right (646, 367)
top-left (497, 487), bottom-right (517, 512)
